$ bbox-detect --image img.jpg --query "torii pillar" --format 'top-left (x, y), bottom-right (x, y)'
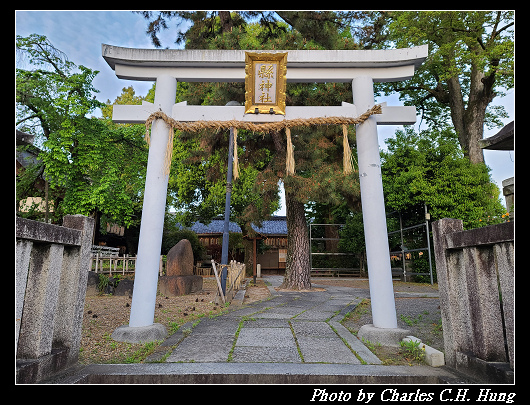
top-left (103, 44), bottom-right (427, 345)
top-left (111, 75), bottom-right (176, 343)
top-left (352, 76), bottom-right (410, 344)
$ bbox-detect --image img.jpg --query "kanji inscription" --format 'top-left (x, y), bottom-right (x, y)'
top-left (245, 52), bottom-right (287, 115)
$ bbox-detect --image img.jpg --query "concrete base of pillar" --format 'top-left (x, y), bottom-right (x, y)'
top-left (111, 323), bottom-right (168, 344)
top-left (357, 324), bottom-right (410, 348)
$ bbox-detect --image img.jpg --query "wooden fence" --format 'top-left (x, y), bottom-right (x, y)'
top-left (210, 260), bottom-right (246, 304)
top-left (90, 254), bottom-right (165, 277)
top-left (432, 218), bottom-right (514, 383)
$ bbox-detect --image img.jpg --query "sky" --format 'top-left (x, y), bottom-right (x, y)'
top-left (16, 11), bottom-right (514, 214)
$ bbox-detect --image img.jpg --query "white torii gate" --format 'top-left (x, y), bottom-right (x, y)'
top-left (103, 44), bottom-right (428, 345)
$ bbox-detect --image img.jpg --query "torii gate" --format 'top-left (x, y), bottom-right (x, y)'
top-left (103, 44), bottom-right (428, 345)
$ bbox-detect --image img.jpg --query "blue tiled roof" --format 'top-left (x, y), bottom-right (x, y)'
top-left (252, 217), bottom-right (288, 235)
top-left (190, 219), bottom-right (241, 234)
top-left (186, 216), bottom-right (287, 236)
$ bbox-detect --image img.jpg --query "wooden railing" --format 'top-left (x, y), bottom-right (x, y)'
top-left (90, 254), bottom-right (165, 277)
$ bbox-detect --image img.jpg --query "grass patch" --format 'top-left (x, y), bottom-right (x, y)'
top-left (288, 321), bottom-right (305, 362)
top-left (124, 340), bottom-right (162, 363)
top-left (227, 320), bottom-right (244, 362)
top-left (342, 298), bottom-right (371, 328)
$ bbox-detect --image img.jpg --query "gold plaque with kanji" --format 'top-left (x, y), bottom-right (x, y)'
top-left (245, 52), bottom-right (287, 115)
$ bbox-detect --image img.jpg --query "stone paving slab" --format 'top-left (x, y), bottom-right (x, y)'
top-left (328, 320), bottom-right (382, 365)
top-left (70, 362), bottom-right (461, 384)
top-left (254, 306), bottom-right (305, 319)
top-left (290, 321), bottom-right (337, 338)
top-left (297, 336), bottom-right (361, 364)
top-left (69, 363), bottom-right (462, 384)
top-left (221, 306), bottom-right (266, 318)
top-left (166, 337), bottom-right (233, 363)
top-left (292, 310), bottom-right (335, 321)
top-left (165, 276), bottom-right (381, 365)
top-left (236, 328), bottom-right (296, 348)
top-left (243, 319), bottom-right (290, 328)
top-left (318, 303), bottom-right (351, 312)
top-left (231, 346), bottom-right (302, 363)
top-left (191, 319), bottom-right (240, 335)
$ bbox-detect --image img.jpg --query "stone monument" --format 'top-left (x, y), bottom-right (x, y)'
top-left (159, 239), bottom-right (203, 296)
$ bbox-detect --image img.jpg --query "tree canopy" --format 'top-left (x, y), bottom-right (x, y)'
top-left (16, 34), bottom-right (147, 227)
top-left (372, 11), bottom-right (514, 164)
top-left (381, 127), bottom-right (506, 229)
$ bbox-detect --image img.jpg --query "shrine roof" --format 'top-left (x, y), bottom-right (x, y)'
top-left (479, 121), bottom-right (514, 151)
top-left (182, 216), bottom-right (288, 236)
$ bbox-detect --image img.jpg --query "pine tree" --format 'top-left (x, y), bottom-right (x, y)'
top-left (136, 11), bottom-right (361, 289)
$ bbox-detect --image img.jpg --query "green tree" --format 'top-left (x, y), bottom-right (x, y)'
top-left (374, 11), bottom-right (514, 164)
top-left (135, 11), bottom-right (345, 50)
top-left (16, 34), bottom-right (147, 226)
top-left (381, 127), bottom-right (505, 229)
top-left (338, 211), bottom-right (367, 276)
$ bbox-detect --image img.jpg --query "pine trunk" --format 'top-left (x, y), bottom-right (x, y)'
top-left (280, 191), bottom-right (312, 290)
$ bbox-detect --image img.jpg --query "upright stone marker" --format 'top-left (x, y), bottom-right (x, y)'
top-left (159, 239), bottom-right (203, 296)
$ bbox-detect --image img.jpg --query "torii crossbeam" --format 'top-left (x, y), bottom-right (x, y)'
top-left (103, 44), bottom-right (428, 345)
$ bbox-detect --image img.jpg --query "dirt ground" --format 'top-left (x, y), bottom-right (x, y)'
top-left (243, 279), bottom-right (272, 303)
top-left (312, 277), bottom-right (439, 294)
top-left (79, 278), bottom-right (229, 364)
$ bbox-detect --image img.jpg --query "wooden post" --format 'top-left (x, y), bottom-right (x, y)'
top-left (211, 260), bottom-right (226, 305)
top-left (253, 237), bottom-right (257, 284)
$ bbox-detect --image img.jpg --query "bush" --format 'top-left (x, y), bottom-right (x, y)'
top-left (161, 228), bottom-right (204, 260)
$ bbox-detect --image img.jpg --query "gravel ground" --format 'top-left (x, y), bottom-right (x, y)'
top-left (315, 277), bottom-right (443, 365)
top-left (314, 278), bottom-right (442, 349)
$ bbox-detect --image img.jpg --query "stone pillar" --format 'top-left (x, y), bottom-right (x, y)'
top-left (112, 75), bottom-right (176, 343)
top-left (352, 77), bottom-right (402, 339)
top-left (502, 177), bottom-right (514, 219)
top-left (16, 215), bottom-right (94, 382)
top-left (54, 214), bottom-right (95, 367)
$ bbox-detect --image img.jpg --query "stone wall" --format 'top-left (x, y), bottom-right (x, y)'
top-left (432, 219), bottom-right (514, 383)
top-left (16, 215), bottom-right (94, 383)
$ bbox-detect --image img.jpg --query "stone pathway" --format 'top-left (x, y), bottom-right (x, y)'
top-left (164, 276), bottom-right (381, 365)
top-left (56, 276), bottom-right (465, 384)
